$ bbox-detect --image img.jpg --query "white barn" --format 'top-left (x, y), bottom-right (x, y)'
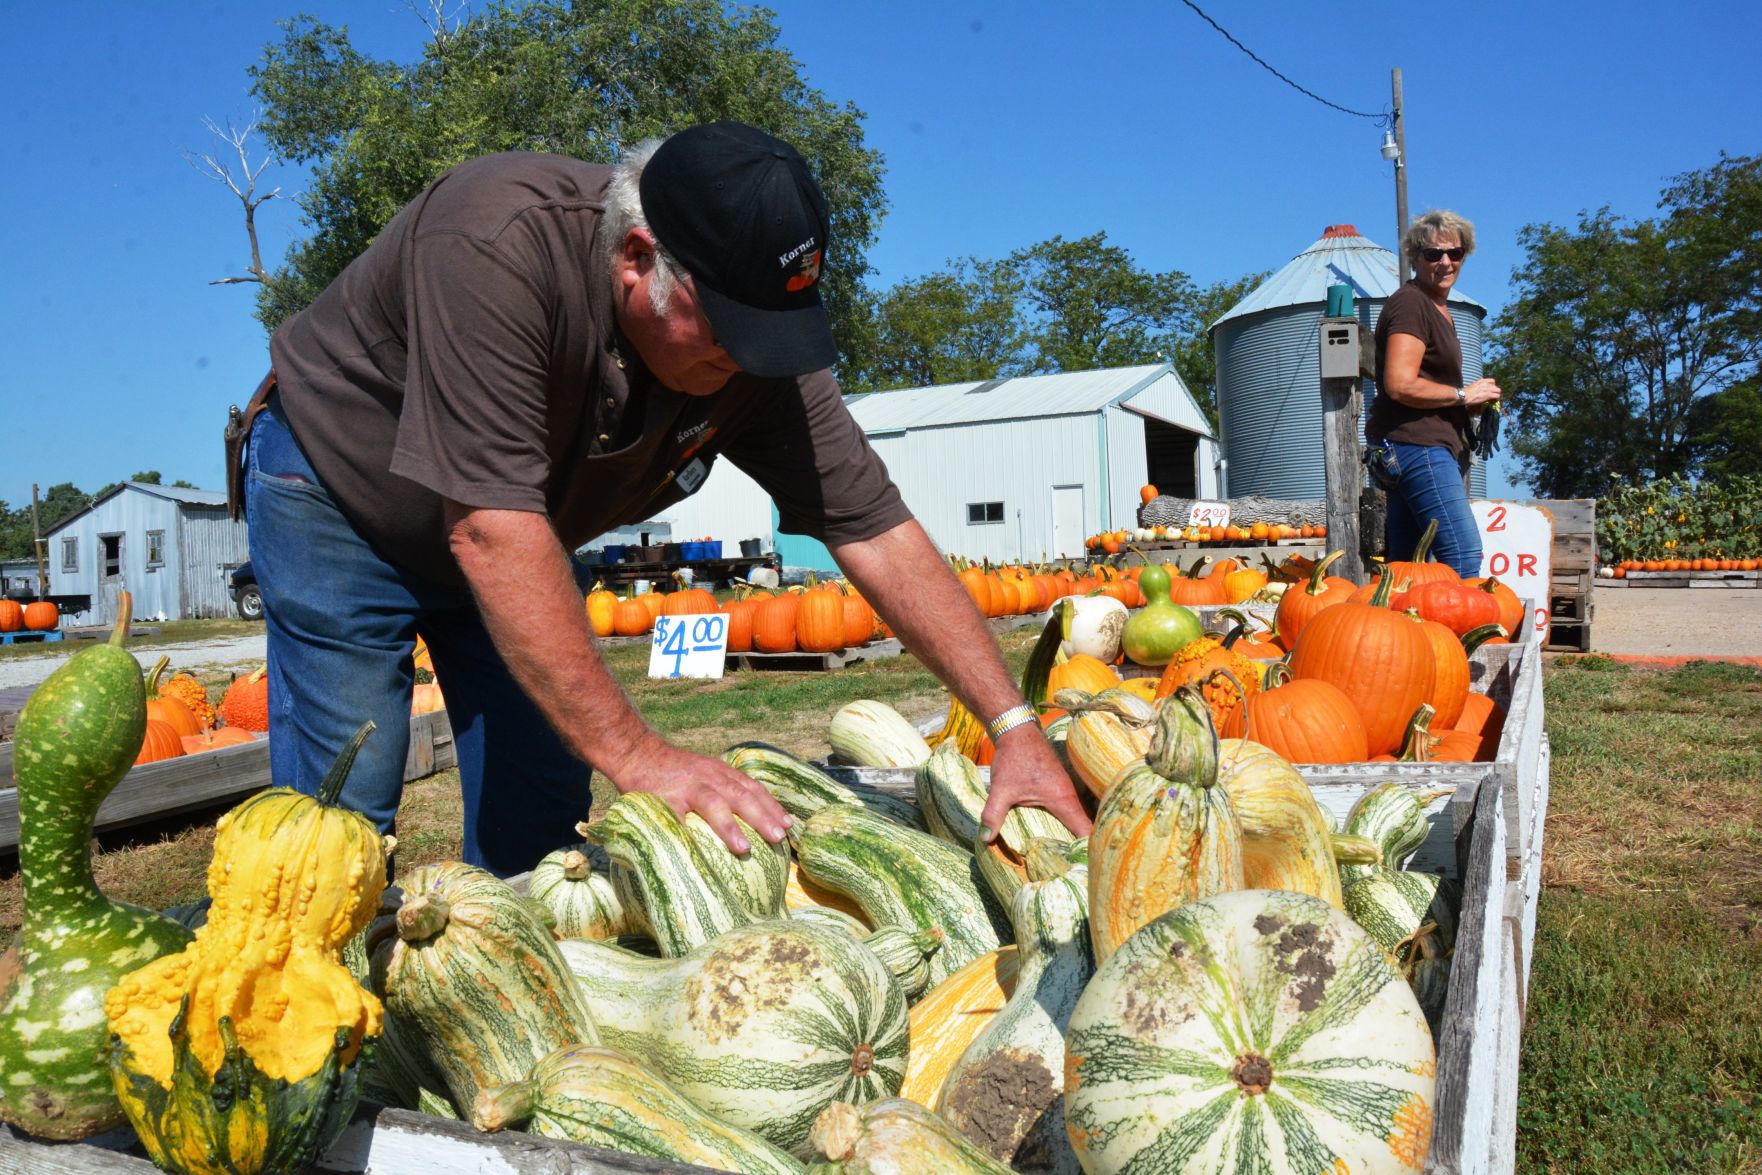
top-left (42, 482), bottom-right (250, 625)
top-left (640, 363), bottom-right (1219, 569)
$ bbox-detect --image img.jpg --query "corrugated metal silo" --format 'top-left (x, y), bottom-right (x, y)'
top-left (1213, 225), bottom-right (1488, 500)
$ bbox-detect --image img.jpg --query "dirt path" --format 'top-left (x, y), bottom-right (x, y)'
top-left (0, 634), bottom-right (267, 690)
top-left (1587, 586), bottom-right (1762, 658)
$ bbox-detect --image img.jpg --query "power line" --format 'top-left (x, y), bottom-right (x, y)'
top-left (1178, 0), bottom-right (1388, 123)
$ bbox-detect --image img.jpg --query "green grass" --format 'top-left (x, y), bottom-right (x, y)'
top-left (1517, 658), bottom-right (1762, 1174)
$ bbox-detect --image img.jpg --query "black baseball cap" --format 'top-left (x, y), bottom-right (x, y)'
top-left (639, 121), bottom-right (836, 379)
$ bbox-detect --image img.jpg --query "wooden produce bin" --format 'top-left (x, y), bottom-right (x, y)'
top-left (1, 651), bottom-right (1547, 1173)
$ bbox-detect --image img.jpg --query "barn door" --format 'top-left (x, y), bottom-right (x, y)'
top-left (98, 533), bottom-right (125, 626)
top-left (1052, 485), bottom-right (1085, 559)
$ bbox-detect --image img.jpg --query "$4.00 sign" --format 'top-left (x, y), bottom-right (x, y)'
top-left (1471, 501), bottom-right (1553, 642)
top-left (649, 613), bottom-right (730, 680)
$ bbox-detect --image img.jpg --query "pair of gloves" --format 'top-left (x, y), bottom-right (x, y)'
top-left (1467, 401), bottom-right (1502, 460)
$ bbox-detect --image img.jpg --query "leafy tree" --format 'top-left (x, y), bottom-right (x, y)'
top-left (852, 257), bottom-right (1028, 391)
top-left (1487, 153), bottom-right (1761, 497)
top-left (1012, 233), bottom-right (1195, 375)
top-left (0, 483), bottom-right (92, 561)
top-left (1168, 271), bottom-right (1269, 428)
top-left (244, 2), bottom-right (887, 378)
top-left (1687, 381), bottom-right (1762, 485)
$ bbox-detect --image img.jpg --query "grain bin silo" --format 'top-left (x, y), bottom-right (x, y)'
top-left (1212, 224), bottom-right (1488, 499)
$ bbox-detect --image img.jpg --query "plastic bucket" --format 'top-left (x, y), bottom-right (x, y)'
top-left (601, 544), bottom-right (628, 564)
top-left (680, 541), bottom-right (706, 561)
top-left (739, 538), bottom-right (763, 558)
top-left (1326, 283), bottom-right (1354, 317)
top-left (701, 540), bottom-right (722, 559)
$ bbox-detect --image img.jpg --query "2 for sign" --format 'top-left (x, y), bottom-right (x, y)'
top-left (1472, 502), bottom-right (1554, 639)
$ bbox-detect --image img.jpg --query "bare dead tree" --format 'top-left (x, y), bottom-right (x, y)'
top-left (185, 114), bottom-right (281, 286)
top-left (409, 0), bottom-right (469, 52)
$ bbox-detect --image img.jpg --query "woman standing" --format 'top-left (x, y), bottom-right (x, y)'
top-left (1367, 210), bottom-right (1502, 577)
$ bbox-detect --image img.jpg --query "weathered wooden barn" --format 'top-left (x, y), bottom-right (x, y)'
top-left (42, 482), bottom-right (249, 624)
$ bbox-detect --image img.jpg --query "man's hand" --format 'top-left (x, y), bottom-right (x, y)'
top-left (599, 732), bottom-right (791, 855)
top-left (979, 724), bottom-right (1094, 842)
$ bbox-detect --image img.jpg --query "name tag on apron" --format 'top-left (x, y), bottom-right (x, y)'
top-left (676, 456), bottom-right (709, 495)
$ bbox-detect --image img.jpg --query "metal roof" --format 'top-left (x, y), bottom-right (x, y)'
top-left (43, 481), bottom-right (230, 535)
top-left (1212, 223), bottom-right (1486, 330)
top-left (845, 363), bottom-right (1211, 434)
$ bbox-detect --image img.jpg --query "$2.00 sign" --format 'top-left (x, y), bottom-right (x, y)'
top-left (1187, 500), bottom-right (1231, 530)
top-left (1471, 501), bottom-right (1553, 641)
top-left (648, 613), bottom-right (730, 680)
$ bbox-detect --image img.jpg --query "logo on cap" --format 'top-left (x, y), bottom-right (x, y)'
top-left (785, 250), bottom-right (823, 293)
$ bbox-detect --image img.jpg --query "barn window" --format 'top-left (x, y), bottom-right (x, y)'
top-left (966, 501), bottom-right (1005, 525)
top-left (61, 536), bottom-right (78, 572)
top-left (147, 530), bottom-right (166, 567)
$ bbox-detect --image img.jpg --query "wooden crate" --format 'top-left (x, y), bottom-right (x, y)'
top-left (2, 654), bottom-right (1549, 1174)
top-left (0, 712), bottom-right (457, 855)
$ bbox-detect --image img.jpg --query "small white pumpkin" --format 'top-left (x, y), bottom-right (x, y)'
top-left (1059, 595), bottom-right (1129, 664)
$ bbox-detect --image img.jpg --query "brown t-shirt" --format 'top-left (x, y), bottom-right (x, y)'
top-left (1369, 281), bottom-right (1468, 457)
top-left (268, 152), bottom-right (908, 584)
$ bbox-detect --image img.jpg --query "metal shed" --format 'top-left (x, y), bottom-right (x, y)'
top-left (651, 363), bottom-right (1219, 568)
top-left (1213, 224), bottom-right (1488, 499)
top-left (42, 482), bottom-right (250, 624)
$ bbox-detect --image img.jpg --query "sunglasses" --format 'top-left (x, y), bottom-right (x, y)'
top-left (1420, 246), bottom-right (1467, 262)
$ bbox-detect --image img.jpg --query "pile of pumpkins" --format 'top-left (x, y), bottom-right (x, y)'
top-left (114, 598), bottom-right (269, 765)
top-left (0, 598), bottom-right (59, 632)
top-left (584, 572), bottom-right (886, 655)
top-left (1050, 524), bottom-right (1520, 770)
top-left (1, 589), bottom-right (1452, 1174)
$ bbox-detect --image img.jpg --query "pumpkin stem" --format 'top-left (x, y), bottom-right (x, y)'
top-left (111, 590), bottom-right (133, 645)
top-left (560, 849), bottom-right (592, 881)
top-left (471, 1078), bottom-right (538, 1132)
top-left (145, 654), bottom-right (171, 697)
top-left (809, 1102), bottom-right (865, 1163)
top-left (396, 893), bottom-right (452, 942)
top-left (1262, 660), bottom-right (1293, 689)
top-left (1146, 685), bottom-right (1219, 784)
top-left (1367, 563), bottom-right (1397, 609)
top-left (1305, 550), bottom-right (1346, 596)
top-left (1393, 704), bottom-right (1437, 763)
top-left (1411, 518), bottom-right (1441, 564)
top-left (1198, 667), bottom-right (1252, 739)
top-left (1461, 622), bottom-right (1508, 654)
top-left (317, 720), bottom-right (376, 807)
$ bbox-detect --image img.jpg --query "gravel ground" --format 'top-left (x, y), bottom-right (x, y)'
top-left (0, 634), bottom-right (267, 690)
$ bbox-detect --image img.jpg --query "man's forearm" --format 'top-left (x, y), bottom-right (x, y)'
top-left (444, 505), bottom-right (655, 778)
top-left (833, 520), bottom-right (1024, 725)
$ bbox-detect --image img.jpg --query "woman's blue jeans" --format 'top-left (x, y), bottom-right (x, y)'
top-left (244, 397), bottom-right (591, 877)
top-left (1383, 442), bottom-right (1483, 578)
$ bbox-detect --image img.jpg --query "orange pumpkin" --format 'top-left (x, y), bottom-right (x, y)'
top-left (719, 593), bottom-right (762, 654)
top-left (0, 600), bottom-right (21, 632)
top-left (612, 595), bottom-right (652, 636)
top-left (1287, 568), bottom-right (1435, 758)
top-left (1047, 653), bottom-right (1121, 696)
top-left (839, 590), bottom-right (875, 648)
top-left (1244, 663), bottom-right (1369, 763)
top-left (796, 587), bottom-right (846, 654)
top-left (752, 593), bottom-right (801, 653)
top-left (180, 724), bottom-right (257, 756)
top-left (218, 666), bottom-right (271, 732)
top-left (1385, 517), bottom-right (1461, 590)
top-left (1152, 629), bottom-right (1262, 738)
top-left (22, 601), bottom-right (58, 631)
top-left (1274, 550), bottom-right (1356, 645)
top-left (1139, 484), bottom-right (1159, 504)
top-left (1167, 557), bottom-right (1230, 607)
top-left (1406, 611), bottom-right (1471, 730)
top-left (1401, 579), bottom-right (1501, 638)
top-left (661, 574), bottom-right (717, 616)
top-left (585, 583), bottom-right (618, 637)
top-left (135, 719), bottom-right (187, 765)
top-left (1462, 576), bottom-right (1525, 642)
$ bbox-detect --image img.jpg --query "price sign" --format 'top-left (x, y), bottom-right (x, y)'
top-left (1471, 501), bottom-right (1553, 641)
top-left (1187, 500), bottom-right (1231, 529)
top-left (648, 613), bottom-right (730, 680)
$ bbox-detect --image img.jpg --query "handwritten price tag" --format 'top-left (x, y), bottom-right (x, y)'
top-left (648, 613), bottom-right (730, 680)
top-left (1187, 501), bottom-right (1231, 529)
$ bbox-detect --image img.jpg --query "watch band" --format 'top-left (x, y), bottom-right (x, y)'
top-left (985, 703), bottom-right (1039, 741)
top-left (1454, 386), bottom-right (1467, 406)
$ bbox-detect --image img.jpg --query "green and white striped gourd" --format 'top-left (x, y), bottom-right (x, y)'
top-left (975, 833), bottom-right (1089, 910)
top-left (788, 908), bottom-right (946, 1002)
top-left (367, 862), bottom-right (599, 1112)
top-left (828, 699), bottom-right (934, 768)
top-left (527, 843), bottom-right (645, 940)
top-left (1064, 889), bottom-right (1436, 1174)
top-left (807, 1099), bottom-right (1013, 1174)
top-left (473, 1045), bottom-right (803, 1174)
top-left (796, 803), bottom-right (1010, 987)
top-left (0, 604), bottom-right (193, 1139)
top-left (579, 791), bottom-right (788, 957)
top-left (938, 865), bottom-right (1092, 1174)
top-left (1339, 783), bottom-right (1452, 885)
top-left (724, 740), bottom-right (926, 831)
top-left (916, 741), bottom-right (1075, 853)
top-left (556, 918), bottom-right (908, 1156)
top-left (1403, 923), bottom-right (1454, 1031)
top-left (1343, 867), bottom-right (1462, 961)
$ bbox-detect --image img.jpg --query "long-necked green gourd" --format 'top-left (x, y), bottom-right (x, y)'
top-left (724, 740), bottom-right (926, 831)
top-left (1064, 889), bottom-right (1436, 1174)
top-left (473, 1045), bottom-right (804, 1174)
top-left (556, 918), bottom-right (908, 1156)
top-left (0, 594), bottom-right (193, 1139)
top-left (937, 864), bottom-right (1093, 1173)
top-left (915, 741), bottom-right (1074, 855)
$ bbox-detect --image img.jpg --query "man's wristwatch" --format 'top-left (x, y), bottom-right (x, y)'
top-left (1454, 386), bottom-right (1467, 406)
top-left (985, 704), bottom-right (1039, 741)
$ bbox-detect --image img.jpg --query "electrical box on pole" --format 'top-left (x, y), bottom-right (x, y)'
top-left (1320, 319), bottom-right (1362, 379)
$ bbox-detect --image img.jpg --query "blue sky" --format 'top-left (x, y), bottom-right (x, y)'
top-left (3, 1), bottom-right (1758, 511)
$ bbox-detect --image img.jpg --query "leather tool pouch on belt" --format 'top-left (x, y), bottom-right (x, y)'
top-left (1363, 441), bottom-right (1401, 493)
top-left (225, 370), bottom-right (279, 521)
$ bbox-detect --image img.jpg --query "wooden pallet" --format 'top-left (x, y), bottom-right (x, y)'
top-left (725, 637), bottom-right (904, 672)
top-left (0, 628), bottom-right (63, 645)
top-left (0, 712), bottom-right (457, 855)
top-left (1600, 570), bottom-right (1760, 589)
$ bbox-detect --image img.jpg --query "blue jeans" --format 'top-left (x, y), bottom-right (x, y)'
top-left (1383, 442), bottom-right (1482, 578)
top-left (245, 397), bottom-right (591, 876)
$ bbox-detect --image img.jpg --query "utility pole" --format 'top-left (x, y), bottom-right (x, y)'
top-left (1391, 68), bottom-right (1410, 284)
top-left (30, 483), bottom-right (47, 597)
